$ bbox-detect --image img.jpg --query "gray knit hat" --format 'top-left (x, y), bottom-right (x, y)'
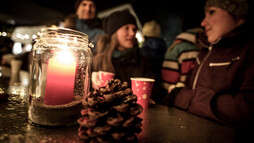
top-left (205, 0), bottom-right (249, 19)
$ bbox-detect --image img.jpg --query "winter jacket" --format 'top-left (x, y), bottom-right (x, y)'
top-left (164, 23), bottom-right (254, 128)
top-left (112, 47), bottom-right (156, 88)
top-left (140, 37), bottom-right (167, 61)
top-left (76, 18), bottom-right (104, 53)
top-left (161, 31), bottom-right (201, 93)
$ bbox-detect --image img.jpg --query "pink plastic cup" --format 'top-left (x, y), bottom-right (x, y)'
top-left (131, 77), bottom-right (155, 109)
top-left (99, 71), bottom-right (115, 87)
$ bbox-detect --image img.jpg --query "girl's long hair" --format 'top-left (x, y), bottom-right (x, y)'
top-left (92, 33), bottom-right (118, 72)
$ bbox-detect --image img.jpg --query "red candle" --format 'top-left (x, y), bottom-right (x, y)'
top-left (44, 52), bottom-right (76, 105)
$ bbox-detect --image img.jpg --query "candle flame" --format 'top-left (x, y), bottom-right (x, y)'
top-left (55, 50), bottom-right (75, 64)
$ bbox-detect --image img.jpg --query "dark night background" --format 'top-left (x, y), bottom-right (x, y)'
top-left (0, 0), bottom-right (206, 46)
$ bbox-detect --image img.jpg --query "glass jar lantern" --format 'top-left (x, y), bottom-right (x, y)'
top-left (28, 27), bottom-right (92, 126)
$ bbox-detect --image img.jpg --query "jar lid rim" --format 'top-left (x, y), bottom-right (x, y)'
top-left (40, 27), bottom-right (88, 39)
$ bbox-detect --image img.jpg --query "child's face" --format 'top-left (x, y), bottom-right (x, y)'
top-left (201, 7), bottom-right (243, 43)
top-left (116, 24), bottom-right (137, 50)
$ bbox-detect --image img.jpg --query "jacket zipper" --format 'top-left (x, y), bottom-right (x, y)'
top-left (192, 46), bottom-right (212, 89)
top-left (209, 62), bottom-right (230, 66)
top-left (209, 56), bottom-right (240, 67)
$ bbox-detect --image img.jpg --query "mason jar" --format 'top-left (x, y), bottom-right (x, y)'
top-left (28, 27), bottom-right (92, 126)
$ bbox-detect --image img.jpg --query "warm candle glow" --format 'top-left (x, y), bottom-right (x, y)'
top-left (44, 50), bottom-right (76, 105)
top-left (55, 50), bottom-right (75, 64)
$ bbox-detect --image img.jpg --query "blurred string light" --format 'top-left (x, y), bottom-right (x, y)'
top-left (12, 43), bottom-right (33, 55)
top-left (1, 25), bottom-right (62, 55)
top-left (11, 25), bottom-right (45, 45)
top-left (24, 43), bottom-right (32, 52)
top-left (12, 42), bottom-right (22, 55)
top-left (0, 30), bottom-right (37, 55)
top-left (0, 31), bottom-right (11, 37)
top-left (15, 33), bottom-right (37, 40)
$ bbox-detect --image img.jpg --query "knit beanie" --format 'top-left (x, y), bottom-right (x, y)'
top-left (142, 20), bottom-right (161, 38)
top-left (205, 0), bottom-right (249, 19)
top-left (74, 0), bottom-right (97, 12)
top-left (103, 10), bottom-right (137, 36)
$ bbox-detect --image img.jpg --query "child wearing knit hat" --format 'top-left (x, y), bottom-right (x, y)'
top-left (103, 10), bottom-right (137, 37)
top-left (92, 10), bottom-right (156, 91)
top-left (201, 0), bottom-right (251, 43)
top-left (163, 0), bottom-right (254, 137)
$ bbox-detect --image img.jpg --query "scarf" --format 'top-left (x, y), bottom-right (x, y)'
top-left (112, 46), bottom-right (138, 63)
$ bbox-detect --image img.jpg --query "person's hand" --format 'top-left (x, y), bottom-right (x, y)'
top-left (168, 82), bottom-right (185, 93)
top-left (168, 85), bottom-right (176, 93)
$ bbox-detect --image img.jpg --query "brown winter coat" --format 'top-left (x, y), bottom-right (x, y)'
top-left (167, 23), bottom-right (254, 128)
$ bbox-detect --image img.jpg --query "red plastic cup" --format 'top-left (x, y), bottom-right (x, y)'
top-left (131, 77), bottom-right (155, 109)
top-left (99, 71), bottom-right (115, 87)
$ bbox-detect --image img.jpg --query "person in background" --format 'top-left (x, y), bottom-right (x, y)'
top-left (64, 0), bottom-right (104, 52)
top-left (163, 0), bottom-right (254, 137)
top-left (140, 20), bottom-right (167, 64)
top-left (63, 14), bottom-right (78, 30)
top-left (92, 10), bottom-right (155, 90)
top-left (140, 20), bottom-right (167, 103)
top-left (161, 27), bottom-right (204, 97)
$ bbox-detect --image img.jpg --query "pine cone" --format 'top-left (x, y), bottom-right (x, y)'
top-left (78, 79), bottom-right (143, 143)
